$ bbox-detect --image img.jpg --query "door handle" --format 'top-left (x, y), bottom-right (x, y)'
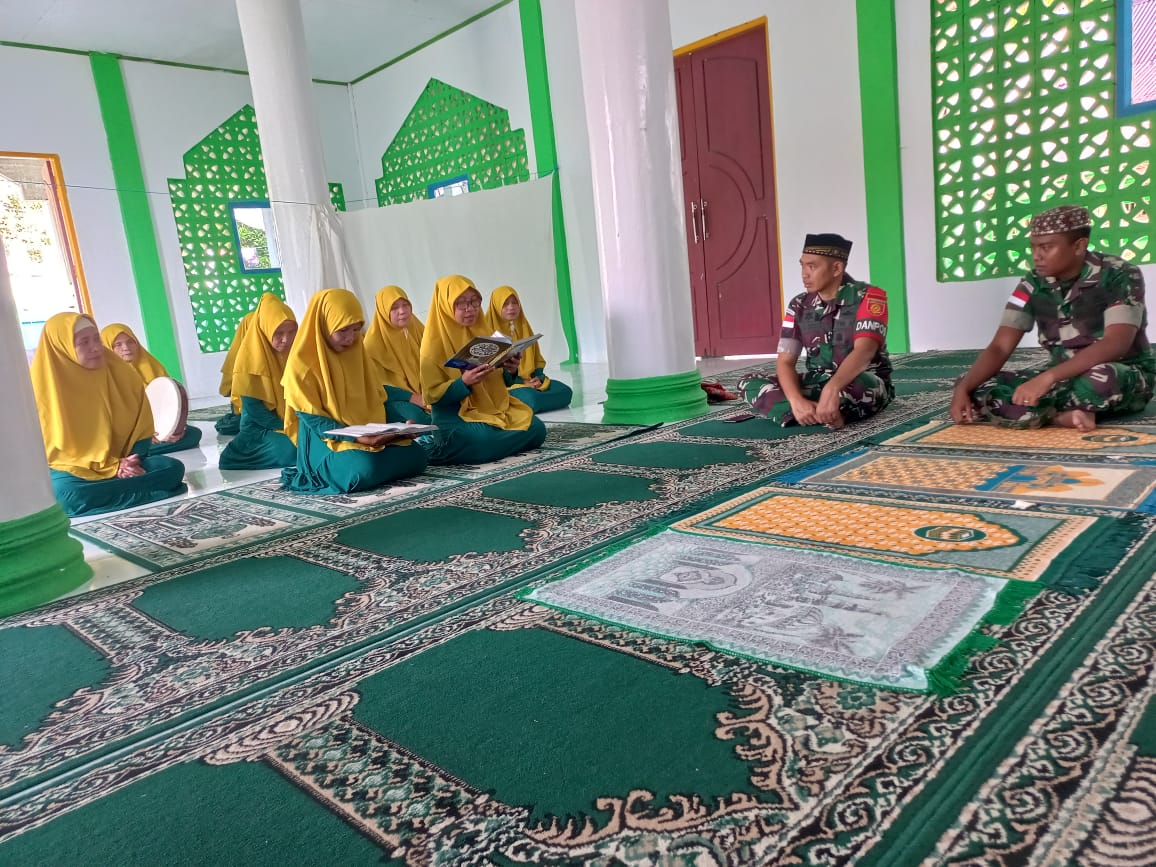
top-left (700, 199), bottom-right (710, 240)
top-left (690, 200), bottom-right (700, 244)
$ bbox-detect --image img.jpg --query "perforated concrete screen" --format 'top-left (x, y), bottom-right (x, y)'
top-left (932, 0), bottom-right (1152, 281)
top-left (168, 105), bottom-right (346, 352)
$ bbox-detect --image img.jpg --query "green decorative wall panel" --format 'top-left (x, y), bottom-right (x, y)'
top-left (932, 0), bottom-right (1152, 282)
top-left (376, 78), bottom-right (530, 206)
top-left (168, 104), bottom-right (347, 352)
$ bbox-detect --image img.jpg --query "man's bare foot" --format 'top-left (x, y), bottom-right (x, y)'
top-left (1056, 409), bottom-right (1096, 432)
top-left (826, 416), bottom-right (846, 431)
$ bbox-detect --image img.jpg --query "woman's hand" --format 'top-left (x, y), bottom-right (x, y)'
top-left (409, 392), bottom-right (428, 409)
top-left (355, 433), bottom-right (405, 447)
top-left (117, 454), bottom-right (145, 478)
top-left (461, 364), bottom-right (493, 386)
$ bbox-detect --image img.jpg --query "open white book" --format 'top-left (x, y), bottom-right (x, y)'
top-left (323, 422), bottom-right (438, 442)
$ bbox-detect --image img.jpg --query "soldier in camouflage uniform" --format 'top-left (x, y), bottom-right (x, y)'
top-left (739, 233), bottom-right (894, 429)
top-left (951, 205), bottom-right (1155, 431)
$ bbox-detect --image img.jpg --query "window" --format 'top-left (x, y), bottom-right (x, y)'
top-left (228, 201), bottom-right (281, 273)
top-left (0, 153), bottom-right (91, 354)
top-left (427, 174), bottom-right (471, 199)
top-left (1120, 0), bottom-right (1156, 114)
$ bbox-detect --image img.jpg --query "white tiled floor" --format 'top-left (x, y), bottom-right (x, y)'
top-left (60, 357), bottom-right (763, 603)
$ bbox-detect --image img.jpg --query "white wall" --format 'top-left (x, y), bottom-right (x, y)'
top-left (667, 0), bottom-right (872, 297)
top-left (0, 46), bottom-right (139, 336)
top-left (896, 0), bottom-right (1156, 350)
top-left (122, 61), bottom-right (359, 398)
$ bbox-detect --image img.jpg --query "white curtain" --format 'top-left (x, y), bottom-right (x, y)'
top-left (341, 176), bottom-right (567, 369)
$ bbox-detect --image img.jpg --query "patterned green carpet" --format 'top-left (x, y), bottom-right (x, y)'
top-left (4, 355), bottom-right (1156, 864)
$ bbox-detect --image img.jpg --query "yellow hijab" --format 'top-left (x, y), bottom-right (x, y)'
top-left (486, 285), bottom-right (550, 388)
top-left (32, 313), bottom-right (155, 480)
top-left (218, 312), bottom-right (255, 398)
top-left (100, 323), bottom-right (168, 384)
top-left (364, 285), bottom-right (425, 394)
top-left (230, 292), bottom-right (296, 418)
top-left (419, 275), bottom-right (534, 430)
top-left (281, 288), bottom-right (389, 451)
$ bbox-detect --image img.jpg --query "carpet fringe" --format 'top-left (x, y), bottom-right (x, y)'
top-left (925, 579), bottom-right (1041, 696)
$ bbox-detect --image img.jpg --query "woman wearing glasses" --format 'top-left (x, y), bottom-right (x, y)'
top-left (419, 275), bottom-right (546, 465)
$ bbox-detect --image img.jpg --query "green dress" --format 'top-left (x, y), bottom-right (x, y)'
top-left (430, 379), bottom-right (547, 465)
top-left (219, 397), bottom-right (297, 469)
top-left (384, 385), bottom-right (433, 425)
top-left (148, 425), bottom-right (203, 455)
top-left (51, 439), bottom-right (187, 517)
top-left (505, 368), bottom-right (573, 414)
top-left (280, 411), bottom-right (428, 494)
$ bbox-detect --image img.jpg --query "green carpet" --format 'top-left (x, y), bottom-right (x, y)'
top-left (4, 368), bottom-right (1156, 864)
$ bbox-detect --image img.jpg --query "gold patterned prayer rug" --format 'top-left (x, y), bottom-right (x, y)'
top-left (522, 531), bottom-right (1024, 693)
top-left (878, 418), bottom-right (1156, 459)
top-left (672, 485), bottom-right (1145, 593)
top-left (784, 448), bottom-right (1156, 513)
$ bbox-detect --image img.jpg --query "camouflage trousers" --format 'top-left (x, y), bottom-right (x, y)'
top-left (972, 362), bottom-right (1155, 429)
top-left (738, 368), bottom-right (894, 426)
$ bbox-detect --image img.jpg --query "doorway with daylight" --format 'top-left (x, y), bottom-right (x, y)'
top-left (0, 153), bottom-right (90, 360)
top-left (675, 19), bottom-right (782, 359)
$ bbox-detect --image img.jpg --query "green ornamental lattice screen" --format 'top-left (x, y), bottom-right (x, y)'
top-left (376, 78), bottom-right (530, 206)
top-left (168, 104), bottom-right (346, 352)
top-left (932, 0), bottom-right (1152, 282)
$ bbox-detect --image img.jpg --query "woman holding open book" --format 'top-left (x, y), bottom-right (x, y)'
top-left (364, 285), bottom-right (432, 425)
top-left (420, 275), bottom-right (546, 465)
top-left (218, 292), bottom-right (300, 470)
top-left (487, 286), bottom-right (573, 414)
top-left (280, 288), bottom-right (427, 494)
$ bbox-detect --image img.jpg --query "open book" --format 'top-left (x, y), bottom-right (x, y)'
top-left (323, 422), bottom-right (438, 442)
top-left (445, 331), bottom-right (543, 370)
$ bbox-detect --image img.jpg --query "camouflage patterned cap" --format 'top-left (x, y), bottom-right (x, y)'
top-left (1029, 205), bottom-right (1092, 237)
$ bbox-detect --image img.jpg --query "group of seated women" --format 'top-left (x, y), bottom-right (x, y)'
top-left (31, 278), bottom-right (571, 517)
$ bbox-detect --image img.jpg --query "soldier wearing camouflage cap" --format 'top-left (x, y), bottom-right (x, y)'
top-left (738, 233), bottom-right (894, 429)
top-left (951, 204), bottom-right (1155, 430)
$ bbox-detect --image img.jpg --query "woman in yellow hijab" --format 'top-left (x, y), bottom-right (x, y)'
top-left (280, 288), bottom-right (427, 494)
top-left (364, 285), bottom-right (431, 425)
top-left (219, 293), bottom-right (299, 470)
top-left (100, 323), bottom-right (203, 455)
top-left (487, 286), bottom-right (573, 414)
top-left (214, 312), bottom-right (255, 435)
top-left (32, 313), bottom-right (187, 517)
top-left (420, 275), bottom-right (546, 465)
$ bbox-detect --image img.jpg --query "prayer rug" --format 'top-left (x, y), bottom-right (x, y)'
top-left (522, 531), bottom-right (1015, 693)
top-left (878, 418), bottom-right (1156, 459)
top-left (185, 404), bottom-right (229, 421)
top-left (789, 448), bottom-right (1156, 512)
top-left (4, 527), bottom-right (1155, 865)
top-left (672, 484), bottom-right (1145, 592)
top-left (68, 494), bottom-right (328, 569)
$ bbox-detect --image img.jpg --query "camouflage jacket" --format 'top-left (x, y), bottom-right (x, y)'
top-left (777, 280), bottom-right (892, 378)
top-left (1001, 250), bottom-right (1154, 368)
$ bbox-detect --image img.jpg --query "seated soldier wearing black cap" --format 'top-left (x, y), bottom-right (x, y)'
top-left (951, 204), bottom-right (1155, 431)
top-left (738, 233), bottom-right (893, 429)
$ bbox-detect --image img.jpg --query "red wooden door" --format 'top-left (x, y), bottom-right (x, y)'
top-left (675, 54), bottom-right (708, 356)
top-left (675, 26), bottom-right (781, 357)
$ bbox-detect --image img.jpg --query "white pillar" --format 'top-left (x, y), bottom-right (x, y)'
top-left (235, 0), bottom-right (358, 313)
top-left (573, 0), bottom-right (706, 423)
top-left (0, 240), bottom-right (91, 615)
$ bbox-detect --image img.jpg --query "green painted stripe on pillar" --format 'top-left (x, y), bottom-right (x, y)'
top-left (518, 0), bottom-right (580, 364)
top-left (856, 0), bottom-right (910, 353)
top-left (89, 52), bottom-right (183, 377)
